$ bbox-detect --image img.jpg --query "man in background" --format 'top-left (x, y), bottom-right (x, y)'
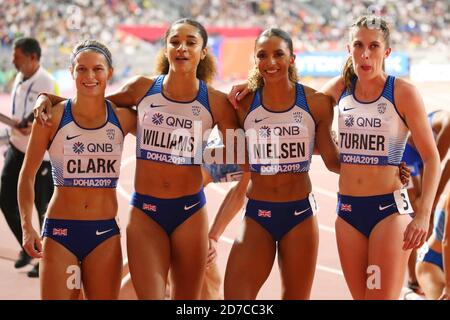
top-left (0, 37), bottom-right (58, 278)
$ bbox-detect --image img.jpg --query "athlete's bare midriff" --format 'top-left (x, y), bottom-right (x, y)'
top-left (46, 187), bottom-right (118, 220)
top-left (135, 159), bottom-right (203, 198)
top-left (339, 163), bottom-right (403, 196)
top-left (248, 172), bottom-right (312, 202)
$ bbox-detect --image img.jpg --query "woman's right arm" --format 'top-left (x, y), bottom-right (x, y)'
top-left (319, 76), bottom-right (345, 106)
top-left (34, 76), bottom-right (153, 125)
top-left (33, 94), bottom-right (66, 126)
top-left (18, 111), bottom-right (57, 258)
top-left (207, 172), bottom-right (251, 266)
top-left (208, 172), bottom-right (251, 242)
top-left (107, 76), bottom-right (154, 108)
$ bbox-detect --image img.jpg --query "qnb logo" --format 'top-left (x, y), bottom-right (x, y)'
top-left (355, 117), bottom-right (382, 128)
top-left (344, 115), bottom-right (354, 127)
top-left (166, 116), bottom-right (193, 129)
top-left (152, 113), bottom-right (164, 125)
top-left (259, 126), bottom-right (271, 138)
top-left (72, 142), bottom-right (85, 154)
top-left (272, 126), bottom-right (300, 137)
top-left (86, 143), bottom-right (113, 153)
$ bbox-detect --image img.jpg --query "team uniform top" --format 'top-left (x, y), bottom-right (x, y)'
top-left (433, 205), bottom-right (446, 242)
top-left (243, 82), bottom-right (315, 175)
top-left (136, 75), bottom-right (214, 166)
top-left (48, 99), bottom-right (124, 188)
top-left (338, 75), bottom-right (408, 166)
top-left (10, 66), bottom-right (58, 158)
top-left (401, 110), bottom-right (441, 177)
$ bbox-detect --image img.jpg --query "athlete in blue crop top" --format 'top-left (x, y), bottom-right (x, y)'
top-left (101, 19), bottom-right (239, 300)
top-left (18, 41), bottom-right (136, 299)
top-left (321, 15), bottom-right (440, 300)
top-left (34, 20), bottom-right (240, 300)
top-left (33, 20), bottom-right (240, 300)
top-left (401, 109), bottom-right (450, 295)
top-left (224, 28), bottom-right (340, 300)
top-left (416, 193), bottom-right (450, 299)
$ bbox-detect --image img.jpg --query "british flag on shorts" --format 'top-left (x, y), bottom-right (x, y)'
top-left (258, 209), bottom-right (271, 218)
top-left (340, 203), bottom-right (352, 212)
top-left (143, 203), bottom-right (157, 212)
top-left (52, 228), bottom-right (68, 236)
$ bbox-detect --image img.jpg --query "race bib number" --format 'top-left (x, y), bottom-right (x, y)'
top-left (393, 189), bottom-right (414, 215)
top-left (247, 122), bottom-right (312, 174)
top-left (338, 114), bottom-right (390, 165)
top-left (63, 142), bottom-right (121, 179)
top-left (308, 192), bottom-right (319, 214)
top-left (140, 111), bottom-right (200, 159)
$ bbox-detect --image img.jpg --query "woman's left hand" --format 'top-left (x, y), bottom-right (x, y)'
top-left (402, 215), bottom-right (429, 250)
top-left (399, 162), bottom-right (411, 186)
top-left (206, 238), bottom-right (218, 268)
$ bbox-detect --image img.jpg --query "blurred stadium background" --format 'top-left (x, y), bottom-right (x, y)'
top-left (0, 0), bottom-right (449, 300)
top-left (1, 0), bottom-right (449, 93)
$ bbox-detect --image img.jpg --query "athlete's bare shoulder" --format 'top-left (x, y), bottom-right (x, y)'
top-left (124, 75), bottom-right (155, 91)
top-left (393, 77), bottom-right (417, 98)
top-left (320, 76), bottom-right (345, 105)
top-left (51, 100), bottom-right (66, 124)
top-left (302, 84), bottom-right (333, 110)
top-left (207, 85), bottom-right (227, 101)
top-left (110, 101), bottom-right (136, 135)
top-left (393, 77), bottom-right (422, 107)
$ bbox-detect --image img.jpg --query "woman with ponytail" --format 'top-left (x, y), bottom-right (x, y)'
top-left (32, 19), bottom-right (239, 299)
top-left (223, 28), bottom-right (340, 299)
top-left (320, 15), bottom-right (440, 299)
top-left (19, 40), bottom-right (136, 299)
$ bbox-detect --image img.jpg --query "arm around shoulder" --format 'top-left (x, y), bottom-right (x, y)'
top-left (108, 75), bottom-right (154, 108)
top-left (112, 103), bottom-right (137, 136)
top-left (396, 79), bottom-right (440, 218)
top-left (307, 89), bottom-right (340, 173)
top-left (319, 76), bottom-right (345, 106)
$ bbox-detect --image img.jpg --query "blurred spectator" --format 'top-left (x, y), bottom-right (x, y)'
top-left (0, 0), bottom-right (448, 91)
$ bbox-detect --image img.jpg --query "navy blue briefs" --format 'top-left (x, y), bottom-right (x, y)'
top-left (417, 243), bottom-right (443, 271)
top-left (337, 190), bottom-right (413, 238)
top-left (244, 193), bottom-right (317, 241)
top-left (42, 218), bottom-right (120, 262)
top-left (130, 189), bottom-right (206, 235)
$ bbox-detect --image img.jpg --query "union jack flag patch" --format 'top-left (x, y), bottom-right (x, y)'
top-left (258, 209), bottom-right (271, 218)
top-left (52, 228), bottom-right (68, 236)
top-left (340, 203), bottom-right (352, 212)
top-left (143, 203), bottom-right (157, 212)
